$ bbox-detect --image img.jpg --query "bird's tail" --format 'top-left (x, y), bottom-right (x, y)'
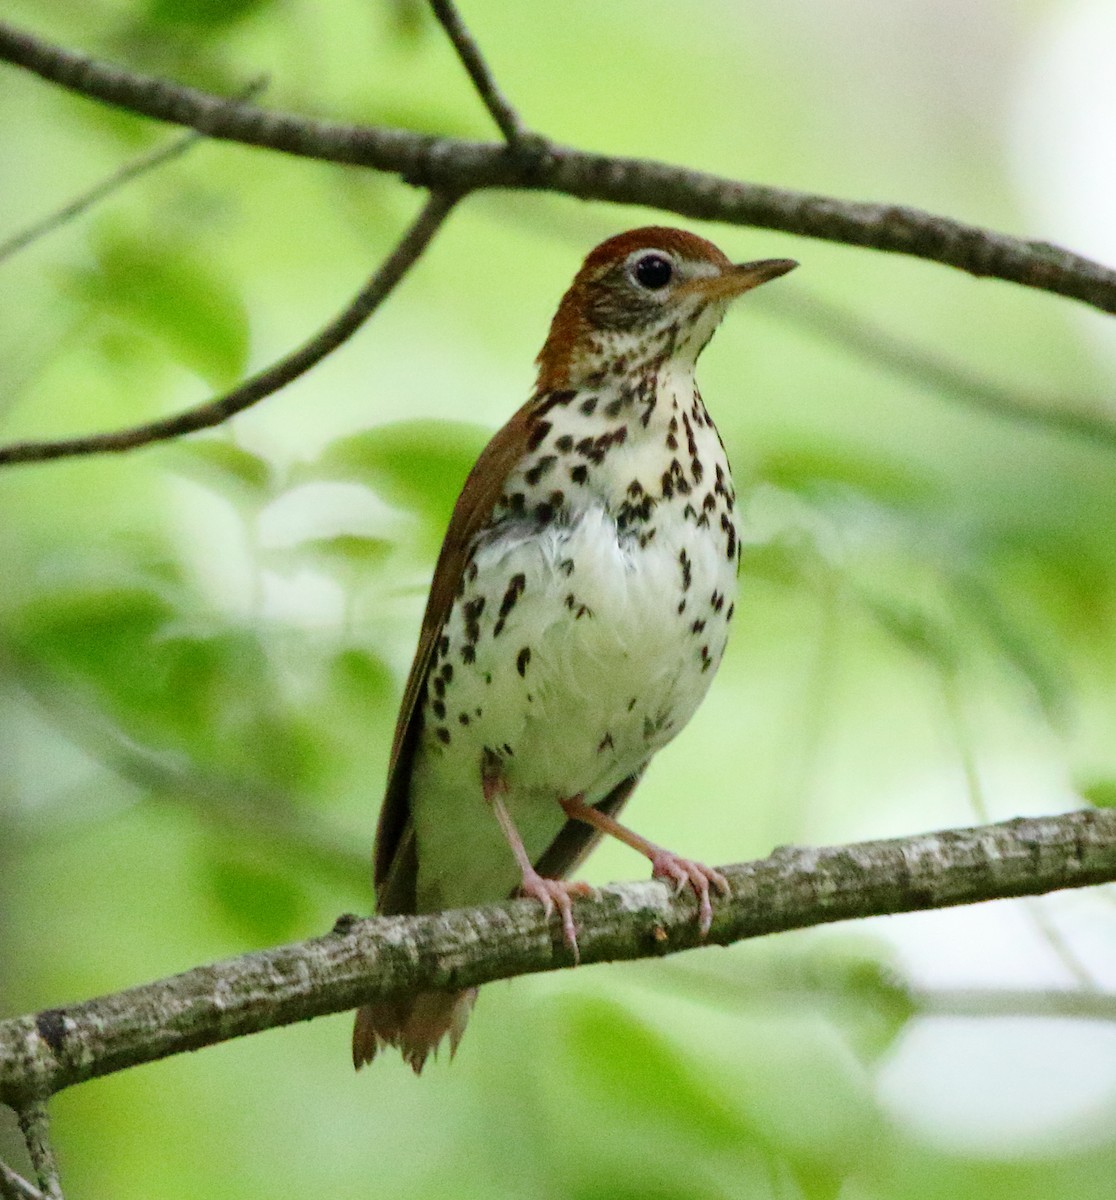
top-left (352, 988), bottom-right (477, 1075)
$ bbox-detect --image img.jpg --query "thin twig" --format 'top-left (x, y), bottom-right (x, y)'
top-left (0, 77), bottom-right (268, 266)
top-left (1, 808), bottom-right (1114, 1102)
top-left (2, 20), bottom-right (1115, 314)
top-left (0, 190), bottom-right (459, 466)
top-left (14, 1107), bottom-right (60, 1200)
top-left (0, 638), bottom-right (369, 888)
top-left (428, 0), bottom-right (525, 142)
top-left (764, 288), bottom-right (1116, 451)
top-left (0, 1160), bottom-right (44, 1200)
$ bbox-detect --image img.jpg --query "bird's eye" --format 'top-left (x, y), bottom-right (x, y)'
top-left (633, 253), bottom-right (673, 290)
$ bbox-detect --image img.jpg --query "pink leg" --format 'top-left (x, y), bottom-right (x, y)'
top-left (483, 762), bottom-right (591, 961)
top-left (559, 795), bottom-right (730, 937)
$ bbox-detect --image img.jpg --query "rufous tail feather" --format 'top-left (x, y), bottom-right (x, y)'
top-left (352, 988), bottom-right (477, 1075)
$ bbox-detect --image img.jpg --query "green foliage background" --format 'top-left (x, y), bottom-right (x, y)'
top-left (3, 1), bottom-right (1116, 1196)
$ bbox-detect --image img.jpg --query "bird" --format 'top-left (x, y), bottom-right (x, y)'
top-left (352, 226), bottom-right (796, 1073)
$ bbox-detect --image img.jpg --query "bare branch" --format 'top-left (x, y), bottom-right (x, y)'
top-left (14, 1108), bottom-right (59, 1200)
top-left (0, 76), bottom-right (268, 266)
top-left (916, 986), bottom-right (1116, 1022)
top-left (428, 0), bottom-right (525, 143)
top-left (0, 191), bottom-right (459, 467)
top-left (1, 808), bottom-right (1113, 1103)
top-left (2, 20), bottom-right (1115, 314)
top-left (0, 1160), bottom-right (44, 1200)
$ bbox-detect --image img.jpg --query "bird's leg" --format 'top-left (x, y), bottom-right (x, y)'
top-left (559, 795), bottom-right (730, 936)
top-left (481, 753), bottom-right (591, 960)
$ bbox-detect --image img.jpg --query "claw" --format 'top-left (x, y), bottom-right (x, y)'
top-left (650, 852), bottom-right (730, 938)
top-left (518, 871), bottom-right (592, 963)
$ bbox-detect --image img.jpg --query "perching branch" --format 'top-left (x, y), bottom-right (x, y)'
top-left (1, 808), bottom-right (1114, 1104)
top-left (1, 19), bottom-right (1115, 316)
top-left (0, 190), bottom-right (458, 466)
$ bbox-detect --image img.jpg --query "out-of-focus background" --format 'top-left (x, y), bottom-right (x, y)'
top-left (3, 1), bottom-right (1116, 1196)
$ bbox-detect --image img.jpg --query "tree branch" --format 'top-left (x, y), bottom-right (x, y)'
top-left (0, 190), bottom-right (459, 466)
top-left (14, 1107), bottom-right (59, 1200)
top-left (428, 0), bottom-right (526, 143)
top-left (2, 19), bottom-right (1114, 315)
top-left (1, 808), bottom-right (1113, 1103)
top-left (0, 1159), bottom-right (44, 1200)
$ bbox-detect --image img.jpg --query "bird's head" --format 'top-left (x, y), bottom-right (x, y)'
top-left (535, 226), bottom-right (796, 392)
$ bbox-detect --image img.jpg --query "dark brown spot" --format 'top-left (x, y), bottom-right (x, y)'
top-left (555, 434), bottom-right (574, 453)
top-left (579, 395), bottom-right (598, 416)
top-left (516, 647), bottom-right (531, 676)
top-left (436, 727), bottom-right (451, 745)
top-left (462, 644), bottom-right (476, 664)
top-left (499, 573), bottom-right (527, 622)
top-left (459, 712), bottom-right (470, 725)
top-left (570, 464), bottom-right (589, 485)
top-left (433, 677), bottom-right (446, 698)
top-left (525, 455), bottom-right (557, 485)
top-left (526, 420), bottom-right (552, 453)
top-left (432, 699), bottom-right (446, 719)
top-left (691, 619), bottom-right (706, 635)
top-left (597, 731), bottom-right (614, 753)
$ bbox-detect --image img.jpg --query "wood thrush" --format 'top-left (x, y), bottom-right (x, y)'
top-left (353, 227), bottom-right (796, 1072)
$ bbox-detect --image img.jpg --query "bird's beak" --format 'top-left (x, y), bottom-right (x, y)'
top-left (684, 257), bottom-right (798, 301)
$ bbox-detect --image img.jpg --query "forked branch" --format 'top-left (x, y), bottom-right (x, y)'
top-left (1, 19), bottom-right (1114, 314)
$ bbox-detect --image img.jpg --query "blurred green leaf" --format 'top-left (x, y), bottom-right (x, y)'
top-left (12, 585), bottom-right (173, 689)
top-left (758, 445), bottom-right (937, 507)
top-left (314, 420), bottom-right (489, 533)
top-left (949, 570), bottom-right (1069, 721)
top-left (168, 441), bottom-right (274, 504)
top-left (860, 594), bottom-right (961, 674)
top-left (201, 848), bottom-right (309, 944)
top-left (64, 229), bottom-right (249, 388)
top-left (145, 0), bottom-right (274, 30)
top-left (297, 534), bottom-right (394, 573)
top-left (1081, 780), bottom-right (1116, 809)
top-left (559, 995), bottom-right (749, 1149)
top-left (329, 647), bottom-right (395, 707)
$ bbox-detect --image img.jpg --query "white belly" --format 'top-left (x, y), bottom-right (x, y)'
top-left (408, 504), bottom-right (737, 911)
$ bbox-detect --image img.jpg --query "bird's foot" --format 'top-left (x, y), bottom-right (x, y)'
top-left (517, 869), bottom-right (593, 963)
top-left (649, 852), bottom-right (731, 937)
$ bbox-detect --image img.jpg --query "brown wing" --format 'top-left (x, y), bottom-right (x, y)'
top-left (373, 398), bottom-right (541, 913)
